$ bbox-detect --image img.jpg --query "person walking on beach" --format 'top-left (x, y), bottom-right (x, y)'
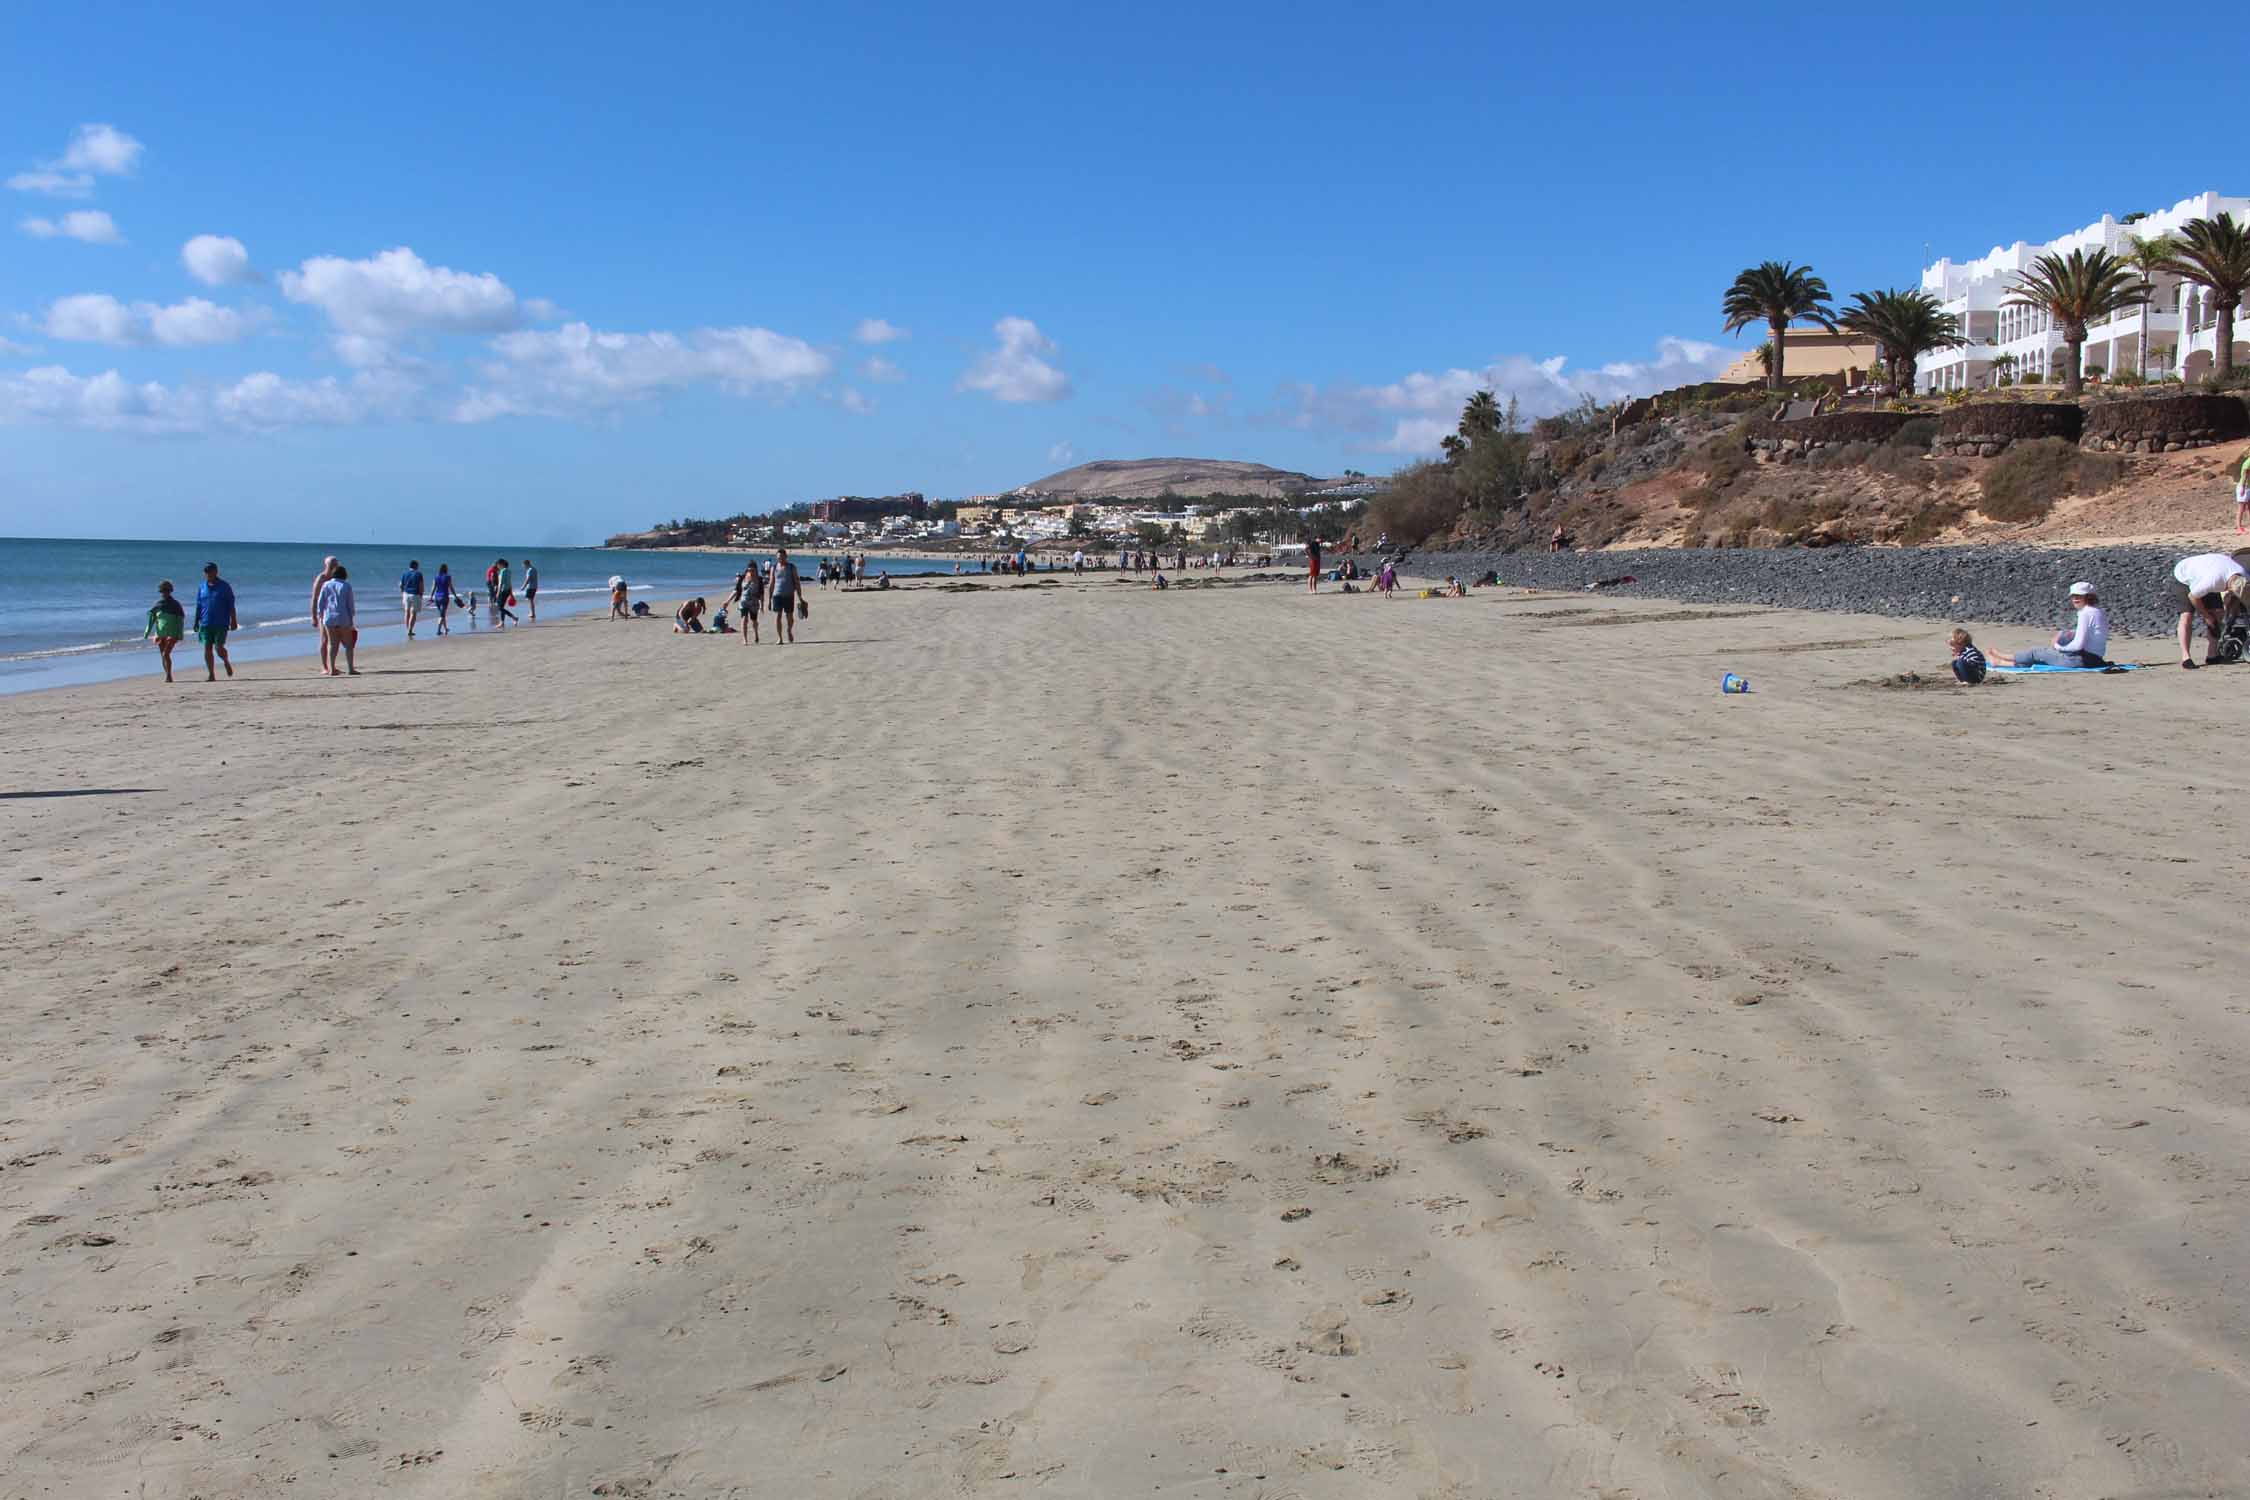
top-left (739, 559), bottom-right (766, 643)
top-left (195, 561), bottom-right (237, 681)
top-left (1305, 536), bottom-right (1322, 594)
top-left (493, 558), bottom-right (518, 627)
top-left (520, 559), bottom-right (539, 621)
top-left (317, 564), bottom-right (358, 676)
top-left (610, 576), bottom-right (630, 619)
top-left (309, 555), bottom-right (340, 668)
top-left (144, 579), bottom-right (186, 683)
top-left (399, 558), bottom-right (425, 639)
top-left (2168, 551), bottom-right (2249, 668)
top-left (770, 548), bottom-right (801, 645)
top-left (2236, 448), bottom-right (2250, 534)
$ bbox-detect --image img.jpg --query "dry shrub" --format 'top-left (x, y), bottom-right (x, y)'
top-left (1896, 501), bottom-right (1968, 543)
top-left (1690, 430), bottom-right (1754, 487)
top-left (1368, 461), bottom-right (1464, 544)
top-left (1867, 443), bottom-right (1933, 483)
top-left (1978, 438), bottom-right (2127, 523)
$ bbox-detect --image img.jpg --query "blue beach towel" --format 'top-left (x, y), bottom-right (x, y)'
top-left (1986, 662), bottom-right (2142, 675)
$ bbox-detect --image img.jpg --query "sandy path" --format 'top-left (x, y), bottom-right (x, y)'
top-left (2, 577), bottom-right (2245, 1499)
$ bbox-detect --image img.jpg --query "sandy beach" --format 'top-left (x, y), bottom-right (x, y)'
top-left (3, 575), bottom-right (2245, 1499)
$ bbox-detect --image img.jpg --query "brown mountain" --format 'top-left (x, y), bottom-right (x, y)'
top-left (1018, 457), bottom-right (1333, 501)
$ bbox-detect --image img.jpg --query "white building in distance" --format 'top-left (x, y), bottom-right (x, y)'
top-left (1916, 191), bottom-right (2250, 393)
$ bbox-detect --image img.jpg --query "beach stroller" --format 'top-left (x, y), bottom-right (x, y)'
top-left (2217, 618), bottom-right (2248, 664)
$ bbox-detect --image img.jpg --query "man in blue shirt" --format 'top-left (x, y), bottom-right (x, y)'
top-left (399, 559), bottom-right (425, 639)
top-left (194, 561), bottom-right (237, 682)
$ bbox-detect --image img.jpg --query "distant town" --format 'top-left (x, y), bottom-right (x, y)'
top-left (604, 462), bottom-right (1388, 551)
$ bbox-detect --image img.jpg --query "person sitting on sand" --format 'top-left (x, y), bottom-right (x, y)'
top-left (145, 580), bottom-right (186, 682)
top-left (1948, 628), bottom-right (1988, 685)
top-left (1442, 576), bottom-right (1466, 598)
top-left (2168, 552), bottom-right (2249, 668)
top-left (1983, 582), bottom-right (2108, 670)
top-left (674, 597), bottom-right (707, 633)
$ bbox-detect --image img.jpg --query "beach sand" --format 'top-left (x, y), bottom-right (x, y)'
top-left (3, 577), bottom-right (2244, 1499)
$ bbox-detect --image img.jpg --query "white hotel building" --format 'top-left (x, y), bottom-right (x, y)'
top-left (1916, 191), bottom-right (2250, 393)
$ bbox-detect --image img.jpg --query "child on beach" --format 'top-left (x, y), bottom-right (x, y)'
top-left (144, 580), bottom-right (186, 682)
top-left (1949, 629), bottom-right (1987, 685)
top-left (610, 578), bottom-right (630, 619)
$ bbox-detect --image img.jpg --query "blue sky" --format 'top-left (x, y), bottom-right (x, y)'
top-left (1, 1), bottom-right (2237, 543)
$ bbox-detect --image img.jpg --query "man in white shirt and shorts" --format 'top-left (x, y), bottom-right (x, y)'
top-left (2167, 552), bottom-right (2250, 668)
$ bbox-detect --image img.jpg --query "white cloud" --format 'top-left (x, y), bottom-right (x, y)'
top-left (215, 371), bottom-right (412, 430)
top-left (455, 321), bottom-right (833, 420)
top-left (861, 355), bottom-right (903, 382)
top-left (0, 364), bottom-right (419, 435)
top-left (8, 171), bottom-right (92, 198)
top-left (58, 124), bottom-right (143, 177)
top-left (1048, 440), bottom-right (1077, 465)
top-left (279, 246), bottom-right (522, 343)
top-left (1273, 336), bottom-right (1735, 453)
top-left (182, 234), bottom-right (254, 286)
top-left (8, 124), bottom-right (142, 198)
top-left (854, 317), bottom-right (906, 344)
top-left (523, 296), bottom-right (562, 322)
top-left (43, 292), bottom-right (254, 348)
top-left (0, 366), bottom-right (202, 434)
top-left (21, 210), bottom-right (122, 244)
top-left (44, 294), bottom-right (136, 344)
top-left (958, 316), bottom-right (1071, 403)
top-left (0, 334), bottom-right (34, 355)
top-left (837, 388), bottom-right (874, 415)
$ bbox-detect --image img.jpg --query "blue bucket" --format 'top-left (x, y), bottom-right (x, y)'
top-left (1721, 673), bottom-right (1750, 694)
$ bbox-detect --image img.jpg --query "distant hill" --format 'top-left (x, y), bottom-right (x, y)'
top-left (1019, 457), bottom-right (1336, 501)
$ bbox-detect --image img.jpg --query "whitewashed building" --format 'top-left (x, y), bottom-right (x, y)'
top-left (1916, 191), bottom-right (2250, 393)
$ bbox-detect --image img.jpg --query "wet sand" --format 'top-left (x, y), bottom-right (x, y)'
top-left (3, 576), bottom-right (2244, 1498)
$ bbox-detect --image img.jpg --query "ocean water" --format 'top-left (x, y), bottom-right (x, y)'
top-left (0, 538), bottom-right (943, 695)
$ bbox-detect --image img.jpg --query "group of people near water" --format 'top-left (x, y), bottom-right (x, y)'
top-left (1947, 550), bottom-right (2250, 682)
top-left (659, 548), bottom-right (809, 645)
top-left (142, 552), bottom-right (542, 683)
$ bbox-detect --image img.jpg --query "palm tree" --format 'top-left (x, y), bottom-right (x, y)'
top-left (1992, 351), bottom-right (2017, 386)
top-left (1837, 288), bottom-right (1967, 394)
top-left (2003, 248), bottom-right (2150, 399)
top-left (2124, 233), bottom-right (2180, 380)
top-left (2155, 213), bottom-right (2250, 381)
top-left (1458, 389), bottom-right (1504, 442)
top-left (1722, 261), bottom-right (1836, 390)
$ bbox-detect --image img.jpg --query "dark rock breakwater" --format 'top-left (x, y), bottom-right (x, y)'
top-left (1409, 544), bottom-right (2225, 640)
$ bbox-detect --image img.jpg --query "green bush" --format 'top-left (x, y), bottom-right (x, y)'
top-left (2021, 371), bottom-right (2044, 385)
top-left (1978, 438), bottom-right (2128, 523)
top-left (1889, 418), bottom-right (1938, 450)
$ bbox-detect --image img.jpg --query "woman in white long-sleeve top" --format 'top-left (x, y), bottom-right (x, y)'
top-left (1986, 582), bottom-right (2109, 669)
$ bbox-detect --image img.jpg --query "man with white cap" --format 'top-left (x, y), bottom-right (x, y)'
top-left (1986, 581), bottom-right (2109, 670)
top-left (2167, 552), bottom-right (2250, 668)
